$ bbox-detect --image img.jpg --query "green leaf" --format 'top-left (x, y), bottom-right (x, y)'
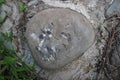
top-left (1, 31), bottom-right (13, 42)
top-left (0, 16), bottom-right (4, 23)
top-left (0, 60), bottom-right (4, 65)
top-left (1, 32), bottom-right (10, 41)
top-left (23, 65), bottom-right (31, 71)
top-left (0, 76), bottom-right (4, 80)
top-left (0, 0), bottom-right (4, 5)
top-left (10, 67), bottom-right (19, 79)
top-left (0, 49), bottom-right (4, 54)
top-left (0, 31), bottom-right (36, 80)
top-left (0, 65), bottom-right (7, 74)
top-left (6, 49), bottom-right (15, 54)
top-left (0, 39), bottom-right (3, 44)
top-left (4, 56), bottom-right (16, 64)
top-left (31, 62), bottom-right (35, 69)
top-left (9, 29), bottom-right (13, 40)
top-left (18, 2), bottom-right (26, 12)
top-left (16, 67), bottom-right (25, 72)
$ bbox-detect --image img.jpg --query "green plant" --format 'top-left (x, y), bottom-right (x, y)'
top-left (0, 0), bottom-right (4, 5)
top-left (18, 2), bottom-right (26, 12)
top-left (0, 16), bottom-right (4, 24)
top-left (0, 30), bottom-right (36, 80)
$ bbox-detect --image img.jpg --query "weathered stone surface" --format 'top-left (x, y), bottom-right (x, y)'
top-left (0, 4), bottom-right (11, 24)
top-left (105, 0), bottom-right (120, 18)
top-left (0, 18), bottom-right (13, 33)
top-left (1, 4), bottom-right (11, 14)
top-left (25, 8), bottom-right (95, 69)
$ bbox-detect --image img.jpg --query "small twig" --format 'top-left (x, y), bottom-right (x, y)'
top-left (96, 19), bottom-right (120, 80)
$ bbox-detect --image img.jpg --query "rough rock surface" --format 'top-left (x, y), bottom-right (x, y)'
top-left (106, 0), bottom-right (120, 18)
top-left (25, 8), bottom-right (95, 69)
top-left (0, 0), bottom-right (114, 80)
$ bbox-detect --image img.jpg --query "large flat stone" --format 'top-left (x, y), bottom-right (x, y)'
top-left (25, 8), bottom-right (95, 69)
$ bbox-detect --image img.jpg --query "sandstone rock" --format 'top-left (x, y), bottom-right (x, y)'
top-left (27, 0), bottom-right (39, 7)
top-left (1, 4), bottom-right (12, 14)
top-left (25, 8), bottom-right (95, 69)
top-left (0, 10), bottom-right (6, 23)
top-left (0, 4), bottom-right (11, 24)
top-left (105, 0), bottom-right (120, 18)
top-left (0, 18), bottom-right (13, 33)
